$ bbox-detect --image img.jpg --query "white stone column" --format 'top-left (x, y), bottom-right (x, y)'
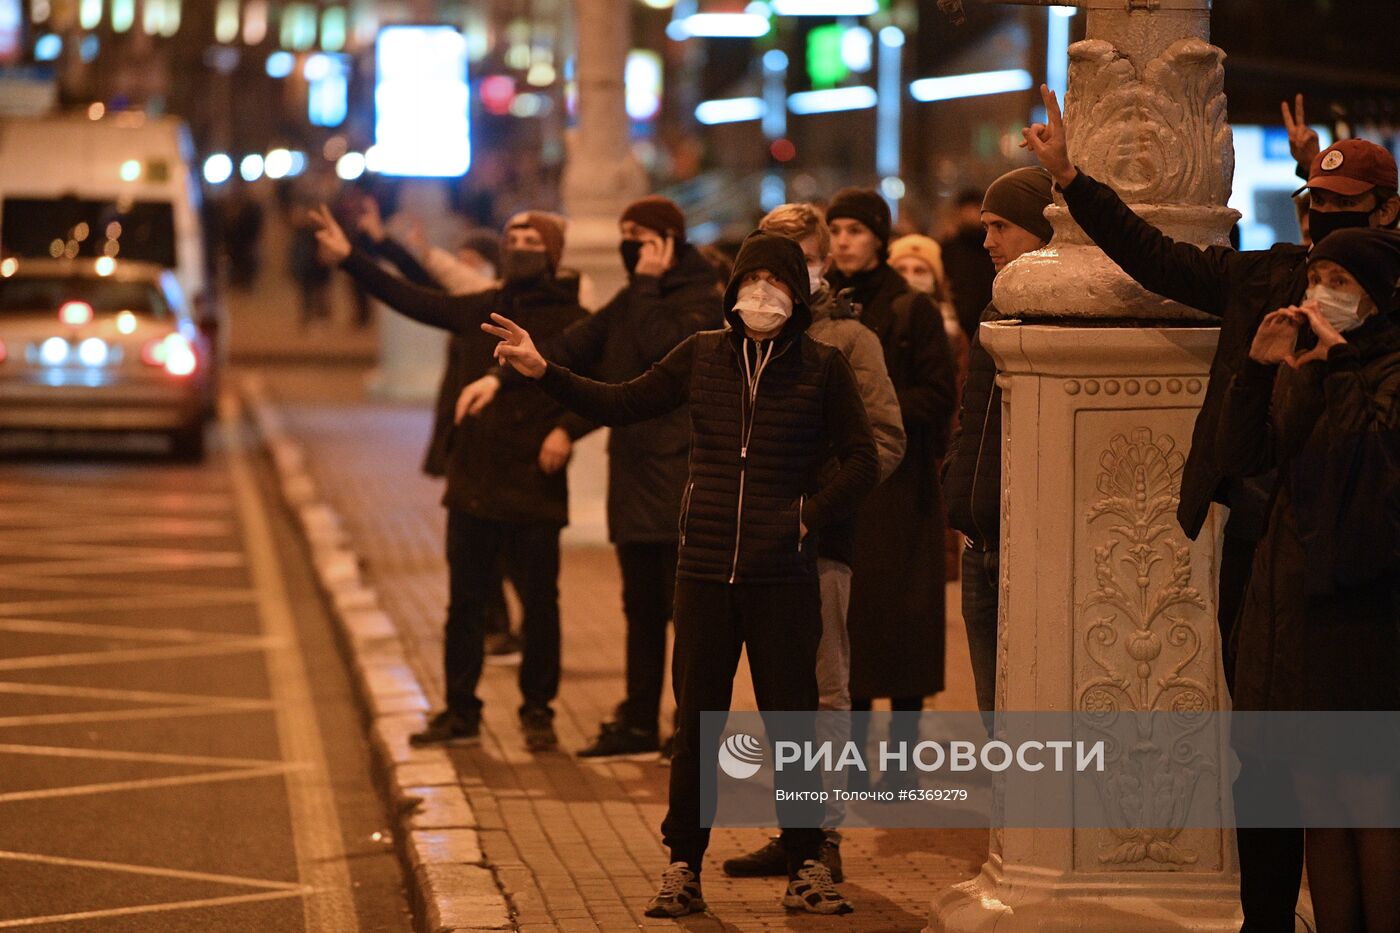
top-left (929, 0), bottom-right (1261, 929)
top-left (561, 0), bottom-right (648, 305)
top-left (928, 323), bottom-right (1240, 932)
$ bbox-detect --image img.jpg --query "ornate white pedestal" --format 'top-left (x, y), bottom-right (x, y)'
top-left (927, 322), bottom-right (1241, 933)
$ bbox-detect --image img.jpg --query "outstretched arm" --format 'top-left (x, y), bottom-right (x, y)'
top-left (1022, 85), bottom-right (1235, 316)
top-left (485, 313), bottom-right (692, 426)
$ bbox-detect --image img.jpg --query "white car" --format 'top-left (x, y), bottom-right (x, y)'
top-left (0, 257), bottom-right (213, 459)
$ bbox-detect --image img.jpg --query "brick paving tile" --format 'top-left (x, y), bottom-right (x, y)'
top-left (264, 366), bottom-right (987, 932)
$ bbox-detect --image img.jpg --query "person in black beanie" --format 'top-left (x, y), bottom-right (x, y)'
top-left (456, 195), bottom-right (724, 759)
top-left (484, 232), bottom-right (878, 918)
top-left (826, 188), bottom-right (958, 743)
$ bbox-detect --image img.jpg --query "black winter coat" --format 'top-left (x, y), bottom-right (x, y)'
top-left (534, 299), bottom-right (878, 585)
top-left (1216, 320), bottom-right (1400, 711)
top-left (1060, 170), bottom-right (1304, 541)
top-left (342, 248), bottom-right (590, 525)
top-left (829, 263), bottom-right (959, 699)
top-left (512, 245), bottom-right (723, 543)
top-left (940, 226), bottom-right (997, 342)
top-left (942, 303), bottom-right (1006, 549)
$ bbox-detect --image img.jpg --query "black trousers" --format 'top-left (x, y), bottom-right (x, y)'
top-left (444, 510), bottom-right (561, 720)
top-left (662, 577), bottom-right (826, 873)
top-left (960, 547), bottom-right (999, 715)
top-left (614, 541), bottom-right (678, 734)
top-left (1221, 529), bottom-right (1305, 932)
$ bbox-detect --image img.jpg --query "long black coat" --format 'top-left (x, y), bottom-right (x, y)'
top-left (342, 249), bottom-right (589, 525)
top-left (830, 264), bottom-right (958, 699)
top-left (1061, 171), bottom-right (1305, 541)
top-left (1216, 321), bottom-right (1400, 712)
top-left (524, 246), bottom-right (723, 543)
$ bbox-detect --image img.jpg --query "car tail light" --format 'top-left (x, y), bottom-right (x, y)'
top-left (59, 301), bottom-right (94, 327)
top-left (142, 333), bottom-right (198, 377)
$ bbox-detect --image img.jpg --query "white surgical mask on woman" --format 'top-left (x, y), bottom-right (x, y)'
top-left (734, 278), bottom-right (793, 334)
top-left (807, 263), bottom-right (826, 297)
top-left (1307, 284), bottom-right (1366, 333)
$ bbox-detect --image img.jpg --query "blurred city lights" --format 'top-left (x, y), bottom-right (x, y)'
top-left (203, 154), bottom-right (233, 185)
top-left (78, 337), bottom-right (109, 367)
top-left (667, 13), bottom-right (770, 40)
top-left (787, 86), bottom-right (877, 115)
top-left (771, 0), bottom-right (877, 13)
top-left (841, 26), bottom-right (872, 73)
top-left (0, 258), bottom-right (16, 278)
top-left (94, 256), bottom-right (116, 276)
top-left (242, 0), bottom-right (267, 44)
top-left (320, 6), bottom-right (347, 52)
top-left (265, 51), bottom-right (294, 78)
top-left (88, 102), bottom-right (105, 120)
top-left (373, 26), bottom-right (471, 177)
top-left (909, 69), bottom-right (1034, 102)
top-left (80, 0), bottom-right (101, 30)
top-left (763, 49), bottom-right (788, 72)
top-left (40, 337), bottom-right (68, 366)
top-left (116, 311), bottom-right (138, 334)
top-left (119, 159), bottom-right (141, 182)
top-left (695, 97), bottom-right (767, 125)
top-left (640, 0), bottom-right (676, 7)
top-left (215, 0), bottom-right (239, 43)
top-left (881, 176), bottom-right (906, 199)
top-left (625, 50), bottom-right (663, 122)
top-left (34, 34), bottom-right (61, 61)
top-left (336, 152), bottom-right (367, 181)
top-left (879, 25), bottom-right (904, 48)
top-left (239, 154), bottom-right (265, 182)
top-left (264, 148), bottom-right (294, 179)
top-left (111, 0), bottom-right (133, 32)
top-left (79, 35), bottom-right (98, 62)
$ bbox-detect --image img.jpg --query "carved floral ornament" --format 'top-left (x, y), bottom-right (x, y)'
top-left (1076, 429), bottom-right (1214, 867)
top-left (1064, 37), bottom-right (1233, 207)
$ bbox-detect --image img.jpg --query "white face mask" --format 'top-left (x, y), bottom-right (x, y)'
top-left (905, 273), bottom-right (936, 295)
top-left (734, 278), bottom-right (793, 334)
top-left (807, 263), bottom-right (826, 297)
top-left (1307, 284), bottom-right (1366, 333)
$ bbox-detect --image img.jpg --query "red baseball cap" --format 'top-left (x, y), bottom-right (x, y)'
top-left (1295, 139), bottom-right (1399, 198)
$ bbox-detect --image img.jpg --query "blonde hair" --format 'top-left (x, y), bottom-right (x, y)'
top-left (759, 203), bottom-right (830, 259)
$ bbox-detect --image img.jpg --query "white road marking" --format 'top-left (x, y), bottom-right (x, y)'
top-left (0, 889), bottom-right (314, 929)
top-left (0, 617), bottom-right (251, 643)
top-left (0, 849), bottom-right (306, 891)
top-left (0, 680), bottom-right (274, 707)
top-left (0, 703), bottom-right (276, 728)
top-left (0, 590), bottom-right (258, 615)
top-left (0, 742), bottom-right (283, 769)
top-left (0, 762), bottom-right (304, 803)
top-left (0, 637), bottom-right (280, 671)
top-left (223, 395), bottom-right (360, 932)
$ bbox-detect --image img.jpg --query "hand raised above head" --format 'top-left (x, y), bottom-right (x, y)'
top-left (1021, 84), bottom-right (1076, 189)
top-left (1280, 93), bottom-right (1321, 174)
top-left (310, 204), bottom-right (352, 264)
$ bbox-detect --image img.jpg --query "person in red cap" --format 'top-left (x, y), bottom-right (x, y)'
top-left (1023, 83), bottom-right (1397, 932)
top-left (310, 205), bottom-right (587, 754)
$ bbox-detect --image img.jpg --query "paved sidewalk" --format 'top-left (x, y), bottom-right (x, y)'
top-left (258, 364), bottom-right (986, 932)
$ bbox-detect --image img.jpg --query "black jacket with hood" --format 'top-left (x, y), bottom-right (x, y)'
top-left (499, 244), bottom-right (723, 543)
top-left (534, 232), bottom-right (879, 583)
top-left (341, 247), bottom-right (590, 525)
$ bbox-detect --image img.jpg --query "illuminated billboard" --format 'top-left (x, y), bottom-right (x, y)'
top-left (373, 25), bottom-right (471, 177)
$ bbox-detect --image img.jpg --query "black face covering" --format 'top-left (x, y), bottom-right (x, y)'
top-left (1309, 208), bottom-right (1373, 245)
top-left (619, 239), bottom-right (644, 276)
top-left (502, 248), bottom-right (550, 282)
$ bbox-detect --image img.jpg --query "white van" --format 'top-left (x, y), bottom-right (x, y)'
top-left (0, 113), bottom-right (223, 368)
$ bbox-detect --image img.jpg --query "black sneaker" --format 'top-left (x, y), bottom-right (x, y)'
top-left (723, 836), bottom-right (786, 877)
top-left (484, 631), bottom-right (522, 666)
top-left (819, 836), bottom-right (844, 884)
top-left (409, 710), bottom-right (480, 747)
top-left (520, 706), bottom-right (557, 752)
top-left (644, 862), bottom-right (706, 918)
top-left (577, 721), bottom-right (659, 759)
top-left (782, 859), bottom-right (853, 915)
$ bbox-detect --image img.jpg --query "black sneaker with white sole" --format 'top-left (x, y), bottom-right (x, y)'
top-left (782, 859), bottom-right (853, 915)
top-left (644, 862), bottom-right (706, 917)
top-left (409, 710), bottom-right (480, 747)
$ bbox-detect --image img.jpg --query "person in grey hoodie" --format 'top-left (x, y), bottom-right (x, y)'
top-left (720, 202), bottom-right (906, 884)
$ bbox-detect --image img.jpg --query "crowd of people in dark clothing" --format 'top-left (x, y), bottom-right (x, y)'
top-left (305, 87), bottom-right (1400, 929)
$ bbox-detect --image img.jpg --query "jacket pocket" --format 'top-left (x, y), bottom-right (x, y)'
top-left (678, 482), bottom-right (695, 545)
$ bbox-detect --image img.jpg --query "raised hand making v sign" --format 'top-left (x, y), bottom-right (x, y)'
top-left (1280, 93), bottom-right (1321, 177)
top-left (1020, 84), bottom-right (1077, 189)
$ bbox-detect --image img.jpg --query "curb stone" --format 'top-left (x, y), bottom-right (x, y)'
top-left (240, 372), bottom-right (515, 933)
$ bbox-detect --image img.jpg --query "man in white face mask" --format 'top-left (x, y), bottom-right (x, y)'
top-left (481, 231), bottom-right (879, 918)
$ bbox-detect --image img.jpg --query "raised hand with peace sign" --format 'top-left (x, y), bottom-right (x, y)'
top-left (1021, 84), bottom-right (1077, 189)
top-left (1280, 93), bottom-right (1321, 176)
top-left (482, 313), bottom-right (547, 379)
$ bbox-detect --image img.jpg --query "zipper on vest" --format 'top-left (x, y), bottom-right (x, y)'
top-left (730, 338), bottom-right (775, 584)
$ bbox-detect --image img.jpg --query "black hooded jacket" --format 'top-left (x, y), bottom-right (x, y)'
top-left (533, 232), bottom-right (879, 583)
top-left (497, 245), bottom-right (723, 543)
top-left (341, 247), bottom-right (589, 524)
